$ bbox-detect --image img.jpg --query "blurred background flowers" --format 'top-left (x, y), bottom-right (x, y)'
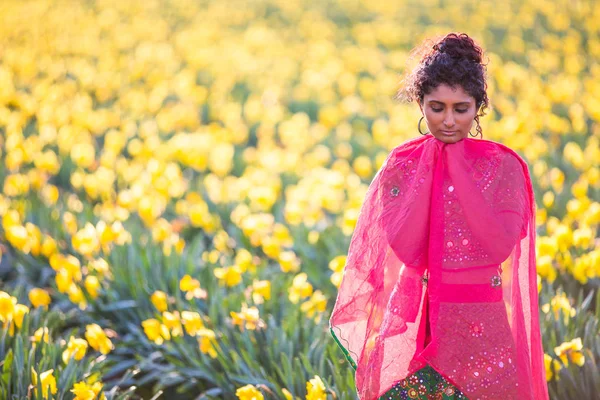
top-left (0, 0), bottom-right (598, 399)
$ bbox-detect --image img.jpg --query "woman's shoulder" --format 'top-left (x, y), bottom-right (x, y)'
top-left (476, 141), bottom-right (535, 205)
top-left (376, 136), bottom-right (425, 172)
top-left (470, 137), bottom-right (522, 157)
top-left (467, 138), bottom-right (529, 174)
top-left (391, 135), bottom-right (430, 154)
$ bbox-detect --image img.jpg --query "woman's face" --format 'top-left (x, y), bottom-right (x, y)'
top-left (418, 84), bottom-right (478, 144)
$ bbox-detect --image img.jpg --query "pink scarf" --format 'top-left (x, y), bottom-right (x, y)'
top-left (329, 134), bottom-right (549, 400)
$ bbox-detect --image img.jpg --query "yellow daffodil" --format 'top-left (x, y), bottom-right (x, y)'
top-left (306, 375), bottom-right (327, 400)
top-left (251, 279), bottom-right (271, 304)
top-left (32, 327), bottom-right (50, 344)
top-left (31, 368), bottom-right (57, 399)
top-left (12, 304), bottom-right (29, 329)
top-left (150, 290), bottom-right (169, 312)
top-left (162, 311), bottom-right (183, 337)
top-left (554, 337), bottom-right (585, 367)
top-left (68, 284), bottom-right (88, 310)
top-left (197, 328), bottom-right (219, 358)
top-left (5, 224), bottom-right (29, 253)
top-left (542, 191), bottom-right (554, 208)
top-left (2, 210), bottom-right (21, 231)
top-left (0, 291), bottom-right (17, 322)
top-left (72, 380), bottom-right (106, 400)
top-left (288, 273), bottom-right (313, 304)
top-left (235, 384), bottom-right (264, 400)
top-left (260, 236), bottom-right (281, 259)
top-left (180, 274), bottom-right (200, 292)
top-left (87, 258), bottom-right (112, 280)
top-left (3, 173), bottom-right (30, 197)
top-left (72, 222), bottom-right (101, 257)
top-left (142, 318), bottom-right (171, 345)
top-left (29, 288), bottom-right (51, 309)
top-left (536, 255), bottom-right (557, 283)
top-left (62, 336), bottom-right (88, 364)
top-left (84, 275), bottom-right (101, 298)
top-left (328, 255), bottom-right (347, 287)
top-left (553, 224), bottom-right (572, 252)
top-left (151, 218), bottom-right (172, 243)
top-left (85, 323), bottom-right (114, 354)
top-left (70, 142), bottom-right (96, 169)
top-left (278, 250), bottom-right (301, 273)
top-left (307, 230), bottom-right (320, 245)
top-left (300, 290), bottom-right (327, 321)
top-left (181, 311), bottom-right (204, 336)
top-left (49, 253), bottom-right (82, 281)
top-left (230, 303), bottom-right (262, 331)
top-left (213, 265), bottom-right (243, 287)
top-left (40, 235), bottom-right (58, 258)
top-left (572, 226), bottom-right (592, 248)
top-left (541, 292), bottom-right (576, 324)
top-left (544, 354), bottom-right (562, 381)
top-left (352, 155), bottom-right (373, 179)
top-left (62, 211), bottom-right (78, 235)
top-left (341, 207), bottom-right (360, 236)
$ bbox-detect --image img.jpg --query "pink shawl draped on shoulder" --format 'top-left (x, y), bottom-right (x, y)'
top-left (329, 134), bottom-right (549, 400)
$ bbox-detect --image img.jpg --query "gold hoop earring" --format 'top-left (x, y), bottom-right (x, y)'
top-left (469, 118), bottom-right (482, 137)
top-left (418, 116), bottom-right (429, 135)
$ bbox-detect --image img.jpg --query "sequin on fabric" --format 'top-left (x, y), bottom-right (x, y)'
top-left (388, 157), bottom-right (431, 200)
top-left (433, 302), bottom-right (520, 398)
top-left (378, 364), bottom-right (469, 399)
top-left (442, 175), bottom-right (491, 265)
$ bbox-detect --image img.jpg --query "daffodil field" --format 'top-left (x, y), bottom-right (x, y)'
top-left (0, 0), bottom-right (599, 399)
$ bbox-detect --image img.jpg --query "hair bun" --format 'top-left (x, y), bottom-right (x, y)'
top-left (433, 33), bottom-right (482, 64)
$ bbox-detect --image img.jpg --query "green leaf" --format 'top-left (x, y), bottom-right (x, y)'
top-left (99, 300), bottom-right (138, 312)
top-left (1, 349), bottom-right (13, 388)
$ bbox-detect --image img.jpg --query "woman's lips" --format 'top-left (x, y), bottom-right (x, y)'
top-left (441, 130), bottom-right (456, 136)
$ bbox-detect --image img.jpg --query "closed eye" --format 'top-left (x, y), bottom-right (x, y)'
top-left (432, 108), bottom-right (468, 113)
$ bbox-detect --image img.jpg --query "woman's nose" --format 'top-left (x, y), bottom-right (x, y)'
top-left (444, 112), bottom-right (455, 126)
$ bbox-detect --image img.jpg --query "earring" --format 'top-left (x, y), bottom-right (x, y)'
top-left (469, 118), bottom-right (482, 137)
top-left (418, 116), bottom-right (429, 135)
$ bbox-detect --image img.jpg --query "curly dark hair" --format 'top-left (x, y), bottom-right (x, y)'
top-left (395, 32), bottom-right (490, 138)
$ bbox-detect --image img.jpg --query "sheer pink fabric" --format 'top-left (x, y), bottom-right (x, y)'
top-left (329, 134), bottom-right (549, 400)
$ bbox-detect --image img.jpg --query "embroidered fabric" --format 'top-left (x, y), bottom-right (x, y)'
top-left (379, 363), bottom-right (469, 399)
top-left (329, 135), bottom-right (548, 400)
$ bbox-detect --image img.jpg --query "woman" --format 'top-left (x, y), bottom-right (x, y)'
top-left (329, 33), bottom-right (549, 400)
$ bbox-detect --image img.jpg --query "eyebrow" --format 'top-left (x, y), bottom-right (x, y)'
top-left (428, 100), bottom-right (471, 106)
